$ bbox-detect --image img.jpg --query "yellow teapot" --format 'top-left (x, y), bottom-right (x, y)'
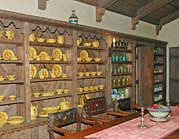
top-left (30, 104), bottom-right (38, 120)
top-left (59, 99), bottom-right (70, 111)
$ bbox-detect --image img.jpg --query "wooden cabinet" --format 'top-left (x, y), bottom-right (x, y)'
top-left (136, 42), bottom-right (167, 107)
top-left (153, 45), bottom-right (166, 104)
top-left (76, 31), bottom-right (107, 106)
top-left (110, 38), bottom-right (136, 110)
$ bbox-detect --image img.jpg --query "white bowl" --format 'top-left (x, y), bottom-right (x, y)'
top-left (147, 107), bottom-right (171, 118)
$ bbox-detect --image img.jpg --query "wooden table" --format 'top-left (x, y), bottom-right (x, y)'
top-left (59, 109), bottom-right (179, 139)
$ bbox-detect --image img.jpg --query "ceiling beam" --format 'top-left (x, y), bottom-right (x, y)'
top-left (131, 0), bottom-right (173, 30)
top-left (38, 0), bottom-right (49, 10)
top-left (98, 0), bottom-right (119, 8)
top-left (156, 10), bottom-right (179, 35)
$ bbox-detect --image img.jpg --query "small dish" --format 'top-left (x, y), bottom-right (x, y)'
top-left (0, 77), bottom-right (5, 81)
top-left (56, 89), bottom-right (63, 94)
top-left (8, 116), bottom-right (24, 125)
top-left (8, 95), bottom-right (16, 101)
top-left (77, 57), bottom-right (81, 62)
top-left (98, 85), bottom-right (104, 90)
top-left (94, 57), bottom-right (101, 62)
top-left (86, 57), bottom-right (92, 62)
top-left (46, 38), bottom-right (56, 43)
top-left (0, 96), bottom-right (5, 102)
top-left (90, 72), bottom-right (96, 76)
top-left (77, 88), bottom-right (83, 93)
top-left (84, 87), bottom-right (89, 92)
top-left (7, 75), bottom-right (16, 80)
top-left (10, 56), bottom-right (18, 61)
top-left (96, 72), bottom-right (102, 76)
top-left (63, 89), bottom-right (69, 94)
top-left (33, 92), bottom-right (41, 97)
top-left (83, 42), bottom-right (91, 47)
top-left (78, 72), bottom-right (84, 77)
top-left (85, 72), bottom-right (90, 76)
top-left (37, 37), bottom-right (45, 43)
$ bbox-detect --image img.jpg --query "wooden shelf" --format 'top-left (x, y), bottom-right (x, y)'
top-left (77, 89), bottom-right (104, 95)
top-left (112, 84), bottom-right (132, 89)
top-left (109, 48), bottom-right (132, 53)
top-left (77, 75), bottom-right (105, 79)
top-left (112, 73), bottom-right (132, 76)
top-left (0, 60), bottom-right (23, 64)
top-left (0, 98), bottom-right (24, 106)
top-left (112, 61), bottom-right (132, 64)
top-left (78, 61), bottom-right (105, 64)
top-left (30, 42), bottom-right (72, 48)
top-left (154, 54), bottom-right (164, 57)
top-left (30, 60), bottom-right (71, 64)
top-left (0, 40), bottom-right (23, 46)
top-left (30, 77), bottom-right (72, 83)
top-left (77, 46), bottom-right (105, 50)
top-left (31, 93), bottom-right (75, 102)
top-left (154, 72), bottom-right (164, 75)
top-left (154, 90), bottom-right (163, 94)
top-left (0, 80), bottom-right (24, 85)
top-left (154, 81), bottom-right (164, 84)
top-left (154, 63), bottom-right (164, 66)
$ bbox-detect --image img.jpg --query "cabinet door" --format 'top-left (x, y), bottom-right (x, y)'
top-left (136, 46), bottom-right (154, 107)
top-left (169, 47), bottom-right (179, 104)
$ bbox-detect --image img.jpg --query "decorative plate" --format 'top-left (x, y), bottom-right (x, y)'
top-left (29, 47), bottom-right (37, 60)
top-left (0, 112), bottom-right (8, 121)
top-left (39, 68), bottom-right (49, 79)
top-left (80, 50), bottom-right (89, 61)
top-left (52, 64), bottom-right (62, 77)
top-left (39, 51), bottom-right (50, 61)
top-left (2, 49), bottom-right (15, 60)
top-left (52, 48), bottom-right (62, 61)
top-left (29, 64), bottom-right (37, 79)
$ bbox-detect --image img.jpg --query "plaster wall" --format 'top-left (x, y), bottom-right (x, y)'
top-left (0, 0), bottom-right (156, 39)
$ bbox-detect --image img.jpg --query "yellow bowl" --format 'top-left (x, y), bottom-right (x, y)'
top-left (85, 72), bottom-right (90, 76)
top-left (11, 56), bottom-right (18, 61)
top-left (37, 37), bottom-right (45, 43)
top-left (8, 95), bottom-right (16, 101)
top-left (8, 116), bottom-right (24, 126)
top-left (98, 85), bottom-right (104, 90)
top-left (83, 42), bottom-right (91, 47)
top-left (56, 89), bottom-right (63, 94)
top-left (7, 75), bottom-right (16, 81)
top-left (91, 72), bottom-right (96, 76)
top-left (46, 38), bottom-right (56, 43)
top-left (0, 96), bottom-right (5, 102)
top-left (84, 87), bottom-right (89, 92)
top-left (96, 72), bottom-right (102, 76)
top-left (33, 92), bottom-right (41, 97)
top-left (78, 72), bottom-right (84, 77)
top-left (86, 57), bottom-right (93, 62)
top-left (94, 57), bottom-right (101, 62)
top-left (77, 88), bottom-right (83, 93)
top-left (0, 77), bottom-right (5, 81)
top-left (77, 57), bottom-right (81, 62)
top-left (94, 86), bottom-right (99, 90)
top-left (63, 89), bottom-right (69, 94)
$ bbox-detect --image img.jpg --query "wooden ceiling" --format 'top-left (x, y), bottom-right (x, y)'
top-left (75, 0), bottom-right (179, 35)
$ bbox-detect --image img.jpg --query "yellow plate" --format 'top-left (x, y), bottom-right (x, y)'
top-left (7, 116), bottom-right (24, 126)
top-left (39, 51), bottom-right (50, 61)
top-left (2, 49), bottom-right (15, 60)
top-left (29, 64), bottom-right (37, 79)
top-left (39, 111), bottom-right (48, 118)
top-left (0, 112), bottom-right (8, 121)
top-left (80, 50), bottom-right (89, 61)
top-left (39, 68), bottom-right (49, 79)
top-left (52, 48), bottom-right (62, 61)
top-left (52, 64), bottom-right (62, 77)
top-left (29, 47), bottom-right (37, 60)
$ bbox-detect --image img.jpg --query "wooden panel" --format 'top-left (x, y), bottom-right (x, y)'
top-left (137, 46), bottom-right (154, 107)
top-left (169, 47), bottom-right (179, 105)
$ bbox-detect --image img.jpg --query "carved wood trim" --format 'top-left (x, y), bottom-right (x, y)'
top-left (96, 7), bottom-right (105, 22)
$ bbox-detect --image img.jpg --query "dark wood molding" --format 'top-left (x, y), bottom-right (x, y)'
top-left (96, 7), bottom-right (105, 22)
top-left (132, 0), bottom-right (173, 30)
top-left (156, 10), bottom-right (179, 35)
top-left (38, 0), bottom-right (48, 10)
